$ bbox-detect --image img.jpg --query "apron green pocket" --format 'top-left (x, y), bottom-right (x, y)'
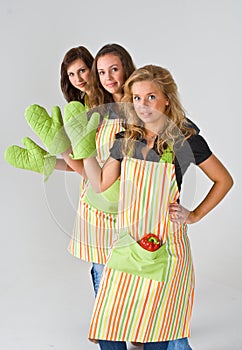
top-left (107, 230), bottom-right (169, 282)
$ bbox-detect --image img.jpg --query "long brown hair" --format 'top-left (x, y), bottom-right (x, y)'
top-left (60, 46), bottom-right (94, 104)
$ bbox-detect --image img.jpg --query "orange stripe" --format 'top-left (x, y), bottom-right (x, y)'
top-left (182, 288), bottom-right (194, 336)
top-left (144, 282), bottom-right (163, 341)
top-left (123, 276), bottom-right (141, 339)
top-left (111, 273), bottom-right (132, 339)
top-left (134, 279), bottom-right (152, 339)
top-left (172, 260), bottom-right (189, 337)
top-left (132, 161), bottom-right (143, 240)
top-left (84, 202), bottom-right (90, 262)
top-left (143, 162), bottom-right (153, 233)
top-left (159, 166), bottom-right (170, 242)
top-left (162, 229), bottom-right (186, 338)
top-left (158, 242), bottom-right (180, 337)
top-left (89, 268), bottom-right (111, 338)
top-left (106, 272), bottom-right (125, 338)
top-left (96, 210), bottom-right (101, 263)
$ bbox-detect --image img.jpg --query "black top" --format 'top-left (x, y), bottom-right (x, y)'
top-left (110, 132), bottom-right (212, 191)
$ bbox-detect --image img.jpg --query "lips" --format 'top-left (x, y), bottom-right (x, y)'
top-left (138, 110), bottom-right (153, 119)
top-left (106, 82), bottom-right (117, 88)
top-left (77, 83), bottom-right (85, 88)
top-left (141, 111), bottom-right (152, 116)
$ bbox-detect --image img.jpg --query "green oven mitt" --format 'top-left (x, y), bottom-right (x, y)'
top-left (25, 104), bottom-right (71, 155)
top-left (63, 101), bottom-right (100, 159)
top-left (4, 137), bottom-right (56, 181)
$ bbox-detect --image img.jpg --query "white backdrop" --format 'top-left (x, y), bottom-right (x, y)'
top-left (1, 1), bottom-right (241, 349)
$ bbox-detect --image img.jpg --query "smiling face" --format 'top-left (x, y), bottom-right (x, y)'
top-left (97, 53), bottom-right (125, 101)
top-left (131, 80), bottom-right (169, 132)
top-left (67, 58), bottom-right (91, 93)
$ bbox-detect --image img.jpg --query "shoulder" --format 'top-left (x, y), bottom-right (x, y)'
top-left (175, 134), bottom-right (212, 166)
top-left (184, 117), bottom-right (200, 134)
top-left (188, 134), bottom-right (213, 165)
top-left (187, 133), bottom-right (210, 148)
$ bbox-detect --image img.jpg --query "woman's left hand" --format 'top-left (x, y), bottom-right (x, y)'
top-left (169, 203), bottom-right (195, 224)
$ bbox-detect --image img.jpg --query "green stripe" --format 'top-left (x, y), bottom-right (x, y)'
top-left (149, 242), bottom-right (173, 340)
top-left (118, 275), bottom-right (137, 338)
top-left (125, 276), bottom-right (145, 339)
top-left (96, 269), bottom-right (115, 338)
top-left (170, 230), bottom-right (193, 337)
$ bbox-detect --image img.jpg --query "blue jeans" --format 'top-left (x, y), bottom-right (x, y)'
top-left (99, 339), bottom-right (192, 350)
top-left (90, 263), bottom-right (105, 296)
top-left (90, 264), bottom-right (192, 350)
top-left (99, 340), bottom-right (169, 349)
top-left (168, 338), bottom-right (192, 350)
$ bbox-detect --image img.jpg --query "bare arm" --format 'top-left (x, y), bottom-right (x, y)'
top-left (58, 147), bottom-right (86, 177)
top-left (55, 158), bottom-right (74, 171)
top-left (53, 148), bottom-right (85, 175)
top-left (169, 154), bottom-right (234, 224)
top-left (83, 156), bottom-right (121, 192)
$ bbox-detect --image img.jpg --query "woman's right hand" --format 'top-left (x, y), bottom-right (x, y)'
top-left (169, 203), bottom-right (198, 224)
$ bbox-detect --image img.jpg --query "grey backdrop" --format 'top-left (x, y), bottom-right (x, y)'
top-left (1, 1), bottom-right (241, 349)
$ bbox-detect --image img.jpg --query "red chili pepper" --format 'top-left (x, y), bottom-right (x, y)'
top-left (138, 233), bottom-right (161, 252)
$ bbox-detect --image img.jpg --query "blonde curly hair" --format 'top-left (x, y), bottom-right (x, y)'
top-left (121, 65), bottom-right (195, 157)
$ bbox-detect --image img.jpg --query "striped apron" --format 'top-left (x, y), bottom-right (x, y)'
top-left (68, 117), bottom-right (123, 264)
top-left (88, 156), bottom-right (195, 342)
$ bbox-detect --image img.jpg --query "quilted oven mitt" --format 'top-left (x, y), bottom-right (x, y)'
top-left (25, 104), bottom-right (71, 155)
top-left (4, 137), bottom-right (56, 181)
top-left (63, 101), bottom-right (100, 159)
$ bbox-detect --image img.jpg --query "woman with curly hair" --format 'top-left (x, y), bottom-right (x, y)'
top-left (83, 65), bottom-right (233, 349)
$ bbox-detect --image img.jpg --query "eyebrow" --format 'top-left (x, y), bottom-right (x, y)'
top-left (67, 66), bottom-right (86, 73)
top-left (97, 64), bottom-right (119, 71)
top-left (133, 92), bottom-right (156, 95)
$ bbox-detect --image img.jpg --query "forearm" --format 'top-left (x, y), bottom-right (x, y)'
top-left (189, 177), bottom-right (233, 223)
top-left (169, 154), bottom-right (233, 224)
top-left (170, 178), bottom-right (233, 225)
top-left (188, 155), bottom-right (233, 223)
top-left (61, 148), bottom-right (86, 177)
top-left (55, 158), bottom-right (74, 171)
top-left (83, 157), bottom-right (102, 192)
top-left (83, 156), bottom-right (121, 193)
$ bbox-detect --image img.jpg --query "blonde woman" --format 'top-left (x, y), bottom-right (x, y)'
top-left (81, 65), bottom-right (233, 349)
